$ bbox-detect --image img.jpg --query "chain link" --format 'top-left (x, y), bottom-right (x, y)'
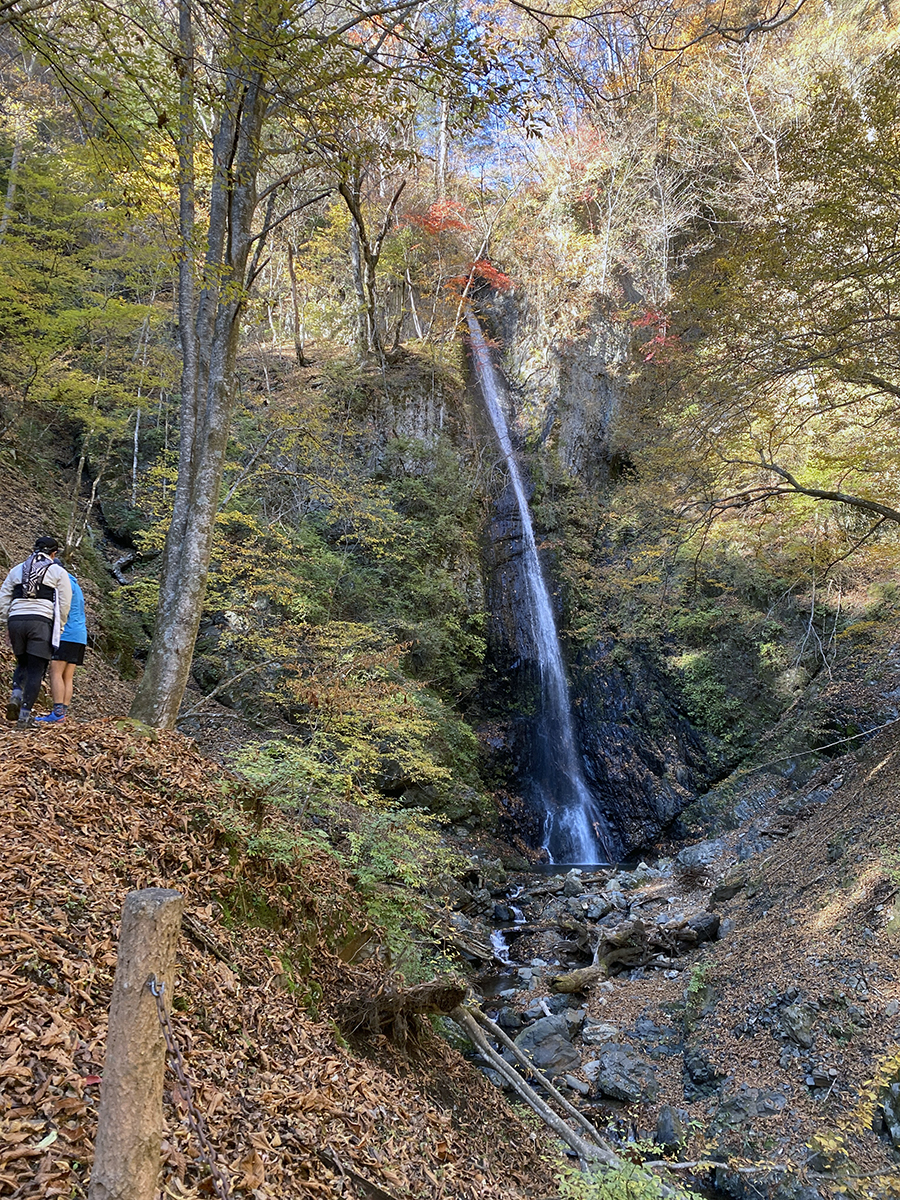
top-left (149, 976), bottom-right (231, 1200)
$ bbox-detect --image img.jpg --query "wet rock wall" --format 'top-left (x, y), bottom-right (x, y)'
top-left (472, 293), bottom-right (716, 854)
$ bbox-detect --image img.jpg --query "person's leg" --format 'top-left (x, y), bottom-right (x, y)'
top-left (48, 660), bottom-right (66, 705)
top-left (38, 661), bottom-right (76, 722)
top-left (8, 618), bottom-right (52, 723)
top-left (7, 619), bottom-right (31, 720)
top-left (7, 654), bottom-right (27, 720)
top-left (19, 652), bottom-right (49, 719)
top-left (62, 662), bottom-right (76, 706)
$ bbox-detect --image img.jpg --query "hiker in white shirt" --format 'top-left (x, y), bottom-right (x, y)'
top-left (0, 535), bottom-right (72, 727)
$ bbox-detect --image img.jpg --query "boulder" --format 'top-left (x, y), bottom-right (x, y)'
top-left (593, 1043), bottom-right (660, 1103)
top-left (581, 1019), bottom-right (619, 1045)
top-left (512, 1014), bottom-right (581, 1078)
top-left (563, 869), bottom-right (584, 897)
top-left (711, 875), bottom-right (745, 905)
top-left (564, 1074), bottom-right (591, 1096)
top-left (565, 1007), bottom-right (586, 1035)
top-left (713, 1087), bottom-right (786, 1131)
top-left (683, 1046), bottom-right (724, 1100)
top-left (882, 1077), bottom-right (900, 1147)
top-left (655, 1104), bottom-right (686, 1150)
top-left (675, 840), bottom-right (723, 870)
top-left (496, 1007), bottom-right (522, 1031)
top-left (685, 912), bottom-right (721, 943)
top-left (781, 1003), bottom-right (815, 1049)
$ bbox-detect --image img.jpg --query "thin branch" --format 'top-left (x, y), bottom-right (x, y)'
top-left (176, 659), bottom-right (286, 721)
top-left (249, 190), bottom-right (332, 246)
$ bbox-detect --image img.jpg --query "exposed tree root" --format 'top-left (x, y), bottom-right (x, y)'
top-left (341, 975), bottom-right (468, 1048)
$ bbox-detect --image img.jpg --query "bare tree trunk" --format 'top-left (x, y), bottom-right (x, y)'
top-left (287, 243), bottom-right (307, 364)
top-left (0, 128), bottom-right (22, 246)
top-left (130, 4), bottom-right (269, 728)
top-left (131, 407), bottom-right (140, 504)
top-left (338, 171), bottom-right (406, 364)
top-left (406, 269), bottom-right (423, 339)
top-left (343, 169), bottom-right (371, 362)
top-left (436, 96), bottom-right (449, 196)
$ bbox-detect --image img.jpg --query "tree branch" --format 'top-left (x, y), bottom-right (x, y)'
top-left (449, 1005), bottom-right (622, 1168)
top-left (758, 457), bottom-right (900, 524)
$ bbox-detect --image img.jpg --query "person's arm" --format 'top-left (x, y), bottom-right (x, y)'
top-left (53, 567), bottom-right (72, 629)
top-left (0, 566), bottom-right (18, 624)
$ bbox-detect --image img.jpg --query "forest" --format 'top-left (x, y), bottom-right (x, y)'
top-left (2, 0), bottom-right (900, 1196)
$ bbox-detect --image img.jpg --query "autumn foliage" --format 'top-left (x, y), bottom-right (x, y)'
top-left (630, 307), bottom-right (681, 362)
top-left (446, 258), bottom-right (515, 297)
top-left (404, 200), bottom-right (472, 234)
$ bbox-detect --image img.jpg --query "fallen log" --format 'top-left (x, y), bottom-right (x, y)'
top-left (449, 1004), bottom-right (622, 1168)
top-left (551, 964), bottom-right (606, 993)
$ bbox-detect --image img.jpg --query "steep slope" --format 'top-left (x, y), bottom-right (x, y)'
top-left (473, 724), bottom-right (900, 1198)
top-left (0, 720), bottom-right (556, 1199)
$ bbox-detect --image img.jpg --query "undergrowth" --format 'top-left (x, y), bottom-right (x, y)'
top-left (556, 1162), bottom-right (700, 1200)
top-left (227, 737), bottom-right (469, 982)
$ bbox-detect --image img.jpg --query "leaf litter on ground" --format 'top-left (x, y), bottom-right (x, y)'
top-left (0, 720), bottom-right (557, 1199)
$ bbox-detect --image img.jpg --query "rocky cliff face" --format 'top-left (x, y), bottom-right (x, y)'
top-left (471, 294), bottom-right (716, 855)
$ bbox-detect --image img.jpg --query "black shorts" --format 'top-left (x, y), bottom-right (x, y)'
top-left (7, 615), bottom-right (53, 660)
top-left (53, 641), bottom-right (86, 665)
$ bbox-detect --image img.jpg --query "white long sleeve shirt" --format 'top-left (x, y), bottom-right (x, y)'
top-left (0, 558), bottom-right (72, 645)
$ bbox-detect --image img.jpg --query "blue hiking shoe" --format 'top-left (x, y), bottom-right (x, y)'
top-left (36, 710), bottom-right (66, 724)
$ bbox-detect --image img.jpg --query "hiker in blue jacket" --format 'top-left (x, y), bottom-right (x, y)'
top-left (36, 567), bottom-right (87, 724)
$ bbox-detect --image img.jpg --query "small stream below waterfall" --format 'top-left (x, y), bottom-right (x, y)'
top-left (468, 312), bottom-right (619, 865)
top-left (446, 848), bottom-right (756, 1199)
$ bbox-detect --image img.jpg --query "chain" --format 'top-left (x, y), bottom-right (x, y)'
top-left (148, 976), bottom-right (231, 1200)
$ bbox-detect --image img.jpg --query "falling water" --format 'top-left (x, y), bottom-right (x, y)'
top-left (467, 312), bottom-right (617, 864)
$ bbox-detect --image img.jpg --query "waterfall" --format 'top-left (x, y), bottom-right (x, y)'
top-left (467, 313), bottom-right (618, 864)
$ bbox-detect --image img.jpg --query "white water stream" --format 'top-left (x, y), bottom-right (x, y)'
top-left (467, 313), bottom-right (616, 864)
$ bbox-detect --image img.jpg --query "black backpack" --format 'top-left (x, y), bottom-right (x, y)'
top-left (13, 553), bottom-right (55, 601)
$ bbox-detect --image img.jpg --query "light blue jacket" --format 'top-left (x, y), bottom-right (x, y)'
top-left (60, 573), bottom-right (87, 645)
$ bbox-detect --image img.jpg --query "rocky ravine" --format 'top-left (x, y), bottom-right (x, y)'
top-left (441, 728), bottom-right (900, 1200)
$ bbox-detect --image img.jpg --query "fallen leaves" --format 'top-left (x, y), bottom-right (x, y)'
top-left (0, 720), bottom-right (554, 1198)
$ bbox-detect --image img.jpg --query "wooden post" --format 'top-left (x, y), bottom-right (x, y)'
top-left (89, 888), bottom-right (185, 1200)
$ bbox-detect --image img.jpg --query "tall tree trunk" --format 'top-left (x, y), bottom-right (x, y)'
top-left (436, 96), bottom-right (448, 197)
top-left (343, 170), bottom-right (372, 362)
top-left (286, 243), bottom-right (307, 365)
top-left (338, 171), bottom-right (405, 364)
top-left (0, 127), bottom-right (23, 246)
top-left (130, 5), bottom-right (269, 728)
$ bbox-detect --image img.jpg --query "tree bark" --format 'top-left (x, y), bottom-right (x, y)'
top-left (130, 11), bottom-right (269, 728)
top-left (342, 168), bottom-right (373, 361)
top-left (450, 1005), bottom-right (622, 1168)
top-left (89, 888), bottom-right (185, 1200)
top-left (0, 126), bottom-right (22, 246)
top-left (286, 243), bottom-right (307, 364)
top-left (435, 95), bottom-right (449, 197)
top-left (338, 171), bottom-right (406, 363)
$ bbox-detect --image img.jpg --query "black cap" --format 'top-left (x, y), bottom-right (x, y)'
top-left (33, 536), bottom-right (59, 553)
